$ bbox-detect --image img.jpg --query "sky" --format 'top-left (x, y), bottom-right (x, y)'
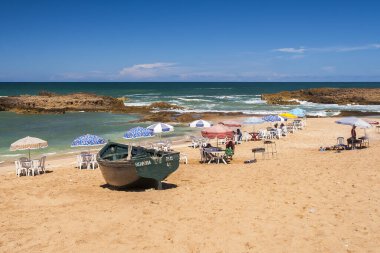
top-left (0, 0), bottom-right (380, 82)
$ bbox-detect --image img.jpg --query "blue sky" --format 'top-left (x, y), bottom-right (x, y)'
top-left (0, 0), bottom-right (380, 81)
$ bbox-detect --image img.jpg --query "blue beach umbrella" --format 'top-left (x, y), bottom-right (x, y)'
top-left (71, 134), bottom-right (106, 147)
top-left (243, 117), bottom-right (265, 125)
top-left (290, 108), bottom-right (306, 117)
top-left (262, 115), bottom-right (286, 122)
top-left (189, 119), bottom-right (212, 128)
top-left (123, 126), bottom-right (154, 139)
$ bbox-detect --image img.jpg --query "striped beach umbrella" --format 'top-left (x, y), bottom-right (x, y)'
top-left (189, 119), bottom-right (212, 128)
top-left (10, 136), bottom-right (48, 159)
top-left (201, 124), bottom-right (234, 139)
top-left (123, 126), bottom-right (154, 139)
top-left (71, 134), bottom-right (106, 147)
top-left (147, 123), bottom-right (174, 133)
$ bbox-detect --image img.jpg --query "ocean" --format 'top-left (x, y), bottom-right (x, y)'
top-left (1, 82), bottom-right (380, 161)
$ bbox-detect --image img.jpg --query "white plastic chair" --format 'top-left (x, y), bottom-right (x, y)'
top-left (242, 131), bottom-right (251, 142)
top-left (77, 155), bottom-right (89, 170)
top-left (180, 153), bottom-right (188, 164)
top-left (89, 154), bottom-right (98, 170)
top-left (37, 156), bottom-right (46, 173)
top-left (29, 160), bottom-right (40, 176)
top-left (15, 161), bottom-right (26, 177)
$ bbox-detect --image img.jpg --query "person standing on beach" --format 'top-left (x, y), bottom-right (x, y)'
top-left (348, 125), bottom-right (357, 147)
top-left (351, 125), bottom-right (357, 139)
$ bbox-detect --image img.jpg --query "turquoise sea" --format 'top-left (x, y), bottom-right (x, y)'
top-left (1, 82), bottom-right (380, 161)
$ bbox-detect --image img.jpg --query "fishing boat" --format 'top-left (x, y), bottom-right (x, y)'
top-left (97, 142), bottom-right (180, 189)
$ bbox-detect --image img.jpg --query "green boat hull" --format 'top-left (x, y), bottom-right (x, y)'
top-left (97, 142), bottom-right (180, 189)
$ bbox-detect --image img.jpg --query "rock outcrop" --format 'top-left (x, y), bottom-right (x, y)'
top-left (262, 88), bottom-right (380, 105)
top-left (0, 93), bottom-right (126, 114)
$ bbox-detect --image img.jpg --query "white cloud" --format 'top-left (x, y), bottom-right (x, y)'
top-left (274, 47), bottom-right (306, 53)
top-left (274, 43), bottom-right (380, 54)
top-left (119, 62), bottom-right (177, 78)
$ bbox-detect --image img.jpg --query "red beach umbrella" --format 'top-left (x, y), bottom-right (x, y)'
top-left (201, 124), bottom-right (234, 139)
top-left (219, 120), bottom-right (242, 127)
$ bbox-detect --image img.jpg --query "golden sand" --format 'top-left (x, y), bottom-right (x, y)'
top-left (0, 118), bottom-right (379, 252)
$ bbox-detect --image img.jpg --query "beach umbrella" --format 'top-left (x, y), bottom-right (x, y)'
top-left (242, 117), bottom-right (265, 125)
top-left (189, 119), bottom-right (212, 128)
top-left (290, 108), bottom-right (306, 117)
top-left (123, 126), bottom-right (154, 139)
top-left (279, 112), bottom-right (297, 119)
top-left (219, 120), bottom-right (242, 127)
top-left (147, 122), bottom-right (174, 133)
top-left (10, 136), bottom-right (48, 159)
top-left (335, 117), bottom-right (372, 129)
top-left (201, 124), bottom-right (234, 139)
top-left (71, 134), bottom-right (107, 147)
top-left (262, 115), bottom-right (286, 122)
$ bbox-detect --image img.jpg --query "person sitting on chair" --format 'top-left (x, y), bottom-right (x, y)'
top-left (225, 140), bottom-right (235, 160)
top-left (226, 140), bottom-right (235, 151)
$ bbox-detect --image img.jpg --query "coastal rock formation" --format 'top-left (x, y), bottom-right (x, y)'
top-left (262, 88), bottom-right (380, 105)
top-left (0, 93), bottom-right (126, 114)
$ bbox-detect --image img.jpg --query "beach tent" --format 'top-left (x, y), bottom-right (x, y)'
top-left (189, 119), bottom-right (212, 128)
top-left (201, 124), bottom-right (234, 139)
top-left (123, 126), bottom-right (154, 139)
top-left (147, 123), bottom-right (174, 133)
top-left (71, 134), bottom-right (106, 147)
top-left (290, 108), bottom-right (306, 117)
top-left (10, 136), bottom-right (48, 159)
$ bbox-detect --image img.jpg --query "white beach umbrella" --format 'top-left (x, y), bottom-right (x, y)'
top-left (189, 119), bottom-right (212, 128)
top-left (147, 122), bottom-right (174, 134)
top-left (335, 117), bottom-right (372, 129)
top-left (10, 136), bottom-right (48, 159)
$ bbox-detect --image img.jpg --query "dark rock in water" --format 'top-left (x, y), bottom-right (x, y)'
top-left (338, 111), bottom-right (380, 117)
top-left (0, 92), bottom-right (126, 114)
top-left (262, 88), bottom-right (380, 105)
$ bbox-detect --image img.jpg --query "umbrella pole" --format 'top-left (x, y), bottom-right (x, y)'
top-left (28, 149), bottom-right (31, 160)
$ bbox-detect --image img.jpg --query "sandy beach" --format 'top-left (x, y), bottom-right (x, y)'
top-left (1, 117), bottom-right (380, 253)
